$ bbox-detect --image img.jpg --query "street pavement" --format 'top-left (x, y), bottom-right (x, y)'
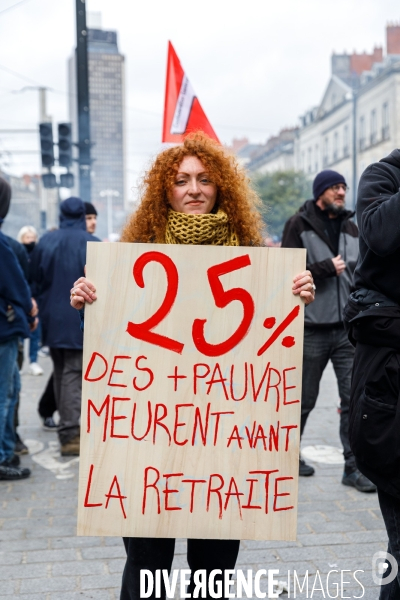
top-left (0, 355), bottom-right (387, 599)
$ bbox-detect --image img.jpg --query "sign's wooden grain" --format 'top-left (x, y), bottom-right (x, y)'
top-left (77, 243), bottom-right (306, 540)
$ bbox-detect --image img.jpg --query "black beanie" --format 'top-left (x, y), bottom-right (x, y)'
top-left (313, 170), bottom-right (347, 200)
top-left (0, 177), bottom-right (11, 220)
top-left (84, 201), bottom-right (98, 216)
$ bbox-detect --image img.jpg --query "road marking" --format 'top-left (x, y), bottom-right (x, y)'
top-left (301, 445), bottom-right (344, 464)
top-left (25, 439), bottom-right (79, 479)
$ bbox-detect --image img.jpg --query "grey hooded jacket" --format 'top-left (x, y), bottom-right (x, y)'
top-left (281, 199), bottom-right (359, 327)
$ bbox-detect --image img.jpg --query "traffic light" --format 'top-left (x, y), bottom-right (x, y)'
top-left (42, 173), bottom-right (57, 189)
top-left (60, 173), bottom-right (74, 188)
top-left (58, 123), bottom-right (73, 167)
top-left (39, 123), bottom-right (54, 168)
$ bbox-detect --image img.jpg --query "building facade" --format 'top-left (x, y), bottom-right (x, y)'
top-left (247, 128), bottom-right (297, 174)
top-left (294, 24), bottom-right (400, 208)
top-left (69, 23), bottom-right (126, 239)
top-left (247, 24), bottom-right (400, 211)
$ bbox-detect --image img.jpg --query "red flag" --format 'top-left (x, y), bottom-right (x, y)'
top-left (162, 41), bottom-right (219, 143)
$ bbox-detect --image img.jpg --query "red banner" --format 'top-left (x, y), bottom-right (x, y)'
top-left (162, 41), bottom-right (219, 143)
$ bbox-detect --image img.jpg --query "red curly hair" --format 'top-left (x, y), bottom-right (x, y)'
top-left (121, 132), bottom-right (264, 246)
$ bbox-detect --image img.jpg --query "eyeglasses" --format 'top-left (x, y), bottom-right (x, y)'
top-left (330, 184), bottom-right (348, 192)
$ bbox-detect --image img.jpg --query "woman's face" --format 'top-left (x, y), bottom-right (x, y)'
top-left (169, 156), bottom-right (218, 215)
top-left (22, 231), bottom-right (36, 244)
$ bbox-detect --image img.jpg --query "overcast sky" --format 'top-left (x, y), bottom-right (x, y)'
top-left (0, 0), bottom-right (399, 198)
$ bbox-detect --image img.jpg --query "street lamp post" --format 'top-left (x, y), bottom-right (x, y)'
top-left (351, 90), bottom-right (358, 212)
top-left (100, 189), bottom-right (119, 239)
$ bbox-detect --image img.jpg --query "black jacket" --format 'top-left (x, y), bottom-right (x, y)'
top-left (354, 149), bottom-right (400, 302)
top-left (343, 149), bottom-right (400, 498)
top-left (281, 199), bottom-right (359, 327)
top-left (31, 197), bottom-right (99, 350)
top-left (0, 231), bottom-right (33, 342)
top-left (344, 289), bottom-right (400, 498)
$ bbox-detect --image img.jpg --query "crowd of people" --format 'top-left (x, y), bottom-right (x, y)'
top-left (0, 191), bottom-right (99, 478)
top-left (0, 133), bottom-right (399, 599)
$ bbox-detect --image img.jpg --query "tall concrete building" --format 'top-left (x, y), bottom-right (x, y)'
top-left (69, 15), bottom-right (126, 239)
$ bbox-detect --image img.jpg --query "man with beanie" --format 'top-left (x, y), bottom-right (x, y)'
top-left (31, 197), bottom-right (99, 456)
top-left (0, 176), bottom-right (37, 480)
top-left (281, 170), bottom-right (376, 492)
top-left (84, 202), bottom-right (97, 235)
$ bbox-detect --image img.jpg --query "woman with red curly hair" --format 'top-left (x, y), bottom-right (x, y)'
top-left (71, 133), bottom-right (315, 600)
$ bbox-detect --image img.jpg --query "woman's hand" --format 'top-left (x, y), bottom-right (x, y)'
top-left (70, 277), bottom-right (97, 310)
top-left (292, 270), bottom-right (315, 306)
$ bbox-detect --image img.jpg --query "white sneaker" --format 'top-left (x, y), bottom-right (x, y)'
top-left (38, 347), bottom-right (50, 358)
top-left (28, 362), bottom-right (44, 376)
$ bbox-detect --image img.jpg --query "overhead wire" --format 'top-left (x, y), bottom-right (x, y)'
top-left (0, 63), bottom-right (44, 87)
top-left (0, 0), bottom-right (34, 16)
top-left (0, 63), bottom-right (271, 132)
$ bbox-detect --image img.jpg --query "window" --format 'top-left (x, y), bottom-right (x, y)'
top-left (359, 116), bottom-right (366, 151)
top-left (333, 131), bottom-right (339, 161)
top-left (343, 125), bottom-right (349, 156)
top-left (370, 109), bottom-right (377, 145)
top-left (308, 147), bottom-right (312, 173)
top-left (382, 102), bottom-right (390, 140)
top-left (315, 144), bottom-right (319, 172)
top-left (323, 136), bottom-right (329, 167)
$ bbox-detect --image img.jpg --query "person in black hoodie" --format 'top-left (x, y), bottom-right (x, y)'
top-left (0, 177), bottom-right (37, 480)
top-left (31, 197), bottom-right (99, 456)
top-left (344, 149), bottom-right (400, 598)
top-left (282, 170), bottom-right (376, 492)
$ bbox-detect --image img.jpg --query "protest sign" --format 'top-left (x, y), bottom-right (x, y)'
top-left (77, 243), bottom-right (306, 540)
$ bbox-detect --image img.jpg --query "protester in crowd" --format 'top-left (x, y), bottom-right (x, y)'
top-left (31, 196), bottom-right (99, 456)
top-left (17, 225), bottom-right (44, 376)
top-left (70, 133), bottom-right (316, 600)
top-left (281, 170), bottom-right (376, 492)
top-left (84, 202), bottom-right (97, 235)
top-left (0, 196), bottom-right (32, 455)
top-left (343, 149), bottom-right (400, 598)
top-left (36, 204), bottom-right (99, 432)
top-left (0, 177), bottom-right (38, 480)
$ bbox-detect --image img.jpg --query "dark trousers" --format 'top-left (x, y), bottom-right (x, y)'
top-left (378, 488), bottom-right (400, 599)
top-left (13, 338), bottom-right (24, 431)
top-left (50, 348), bottom-right (82, 445)
top-left (120, 538), bottom-right (240, 600)
top-left (302, 325), bottom-right (356, 471)
top-left (38, 373), bottom-right (57, 419)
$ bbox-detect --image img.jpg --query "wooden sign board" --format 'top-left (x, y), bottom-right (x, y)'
top-left (77, 243), bottom-right (306, 541)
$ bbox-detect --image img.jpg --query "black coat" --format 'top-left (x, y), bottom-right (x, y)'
top-left (344, 291), bottom-right (400, 499)
top-left (31, 197), bottom-right (100, 350)
top-left (344, 148), bottom-right (400, 498)
top-left (354, 149), bottom-right (400, 303)
top-left (0, 231), bottom-right (33, 342)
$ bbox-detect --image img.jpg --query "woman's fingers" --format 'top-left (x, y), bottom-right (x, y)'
top-left (292, 270), bottom-right (315, 305)
top-left (299, 290), bottom-right (314, 306)
top-left (70, 296), bottom-right (85, 310)
top-left (71, 278), bottom-right (97, 304)
top-left (73, 277), bottom-right (96, 293)
top-left (70, 277), bottom-right (97, 310)
top-left (71, 286), bottom-right (95, 304)
top-left (292, 270), bottom-right (312, 289)
top-left (293, 270), bottom-right (311, 282)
